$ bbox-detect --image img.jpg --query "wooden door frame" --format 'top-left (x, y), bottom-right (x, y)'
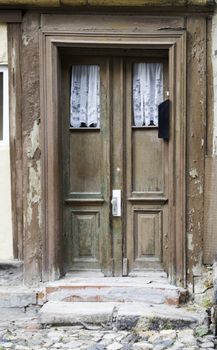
top-left (40, 26), bottom-right (186, 286)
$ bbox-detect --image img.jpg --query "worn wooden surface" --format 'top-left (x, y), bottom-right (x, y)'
top-left (186, 16), bottom-right (206, 283)
top-left (112, 57), bottom-right (124, 276)
top-left (203, 18), bottom-right (216, 265)
top-left (8, 24), bottom-right (23, 260)
top-left (41, 32), bottom-right (63, 281)
top-left (206, 17), bottom-right (213, 156)
top-left (61, 56), bottom-right (112, 275)
top-left (125, 58), bottom-right (169, 273)
top-left (21, 12), bottom-right (42, 284)
top-left (0, 11), bottom-right (22, 22)
top-left (0, 0), bottom-right (214, 7)
top-left (132, 129), bottom-right (164, 192)
top-left (69, 132), bottom-right (102, 193)
top-left (39, 17), bottom-right (187, 284)
top-left (61, 53), bottom-right (175, 276)
top-left (41, 14), bottom-right (186, 34)
top-left (172, 31), bottom-right (186, 286)
top-left (204, 157), bottom-right (217, 264)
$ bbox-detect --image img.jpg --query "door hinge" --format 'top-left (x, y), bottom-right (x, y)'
top-left (123, 258), bottom-right (128, 276)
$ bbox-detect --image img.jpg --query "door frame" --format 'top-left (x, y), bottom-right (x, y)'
top-left (40, 20), bottom-right (186, 286)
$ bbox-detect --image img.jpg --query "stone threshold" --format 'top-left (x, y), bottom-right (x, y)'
top-left (39, 301), bottom-right (207, 330)
top-left (39, 275), bottom-right (188, 306)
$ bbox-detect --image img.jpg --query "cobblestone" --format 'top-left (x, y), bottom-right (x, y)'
top-left (0, 308), bottom-right (215, 350)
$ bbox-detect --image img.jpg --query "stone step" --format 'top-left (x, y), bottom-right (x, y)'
top-left (39, 301), bottom-right (205, 330)
top-left (0, 286), bottom-right (36, 308)
top-left (42, 277), bottom-right (188, 306)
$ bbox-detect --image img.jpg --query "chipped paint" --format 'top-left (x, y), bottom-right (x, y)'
top-left (24, 120), bottom-right (41, 232)
top-left (20, 12), bottom-right (43, 285)
top-left (187, 233), bottom-right (194, 251)
top-left (26, 120), bottom-right (40, 159)
top-left (189, 168), bottom-right (198, 178)
top-left (188, 282), bottom-right (193, 294)
top-left (198, 185), bottom-right (203, 195)
top-left (26, 160), bottom-right (41, 227)
top-left (192, 252), bottom-right (203, 276)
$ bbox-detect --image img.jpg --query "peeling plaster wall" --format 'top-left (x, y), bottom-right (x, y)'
top-left (203, 8), bottom-right (217, 265)
top-left (0, 24), bottom-right (13, 260)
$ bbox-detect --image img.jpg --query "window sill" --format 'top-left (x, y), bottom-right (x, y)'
top-left (69, 127), bottom-right (100, 131)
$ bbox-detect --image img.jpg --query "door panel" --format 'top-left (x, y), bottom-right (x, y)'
top-left (69, 131), bottom-right (102, 193)
top-left (134, 209), bottom-right (162, 259)
top-left (132, 129), bottom-right (164, 193)
top-left (61, 56), bottom-right (112, 275)
top-left (125, 58), bottom-right (169, 274)
top-left (65, 209), bottom-right (100, 270)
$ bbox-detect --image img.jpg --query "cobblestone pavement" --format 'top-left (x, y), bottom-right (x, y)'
top-left (0, 309), bottom-right (216, 350)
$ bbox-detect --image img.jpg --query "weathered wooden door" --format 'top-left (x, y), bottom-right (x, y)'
top-left (61, 55), bottom-right (112, 276)
top-left (61, 53), bottom-right (169, 276)
top-left (125, 58), bottom-right (169, 275)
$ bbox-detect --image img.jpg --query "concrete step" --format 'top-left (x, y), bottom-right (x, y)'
top-left (39, 301), bottom-right (205, 330)
top-left (0, 286), bottom-right (36, 308)
top-left (41, 276), bottom-right (188, 306)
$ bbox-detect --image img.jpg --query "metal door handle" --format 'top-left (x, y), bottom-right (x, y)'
top-left (111, 190), bottom-right (121, 217)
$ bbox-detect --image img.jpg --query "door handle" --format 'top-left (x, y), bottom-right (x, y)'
top-left (111, 190), bottom-right (121, 217)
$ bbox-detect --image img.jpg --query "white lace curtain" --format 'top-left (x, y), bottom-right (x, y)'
top-left (70, 65), bottom-right (100, 128)
top-left (133, 63), bottom-right (163, 127)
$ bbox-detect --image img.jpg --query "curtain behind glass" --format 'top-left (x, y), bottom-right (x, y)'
top-left (133, 63), bottom-right (163, 127)
top-left (70, 65), bottom-right (100, 127)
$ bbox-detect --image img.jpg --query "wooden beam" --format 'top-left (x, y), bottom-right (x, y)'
top-left (8, 23), bottom-right (23, 259)
top-left (0, 10), bottom-right (22, 22)
top-left (0, 0), bottom-right (214, 7)
top-left (186, 16), bottom-right (206, 283)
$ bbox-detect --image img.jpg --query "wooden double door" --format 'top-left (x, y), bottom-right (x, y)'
top-left (61, 52), bottom-right (169, 277)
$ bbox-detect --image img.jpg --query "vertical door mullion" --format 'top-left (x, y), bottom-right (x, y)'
top-left (111, 57), bottom-right (124, 276)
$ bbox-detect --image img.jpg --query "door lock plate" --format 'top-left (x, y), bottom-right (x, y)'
top-left (111, 189), bottom-right (121, 217)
